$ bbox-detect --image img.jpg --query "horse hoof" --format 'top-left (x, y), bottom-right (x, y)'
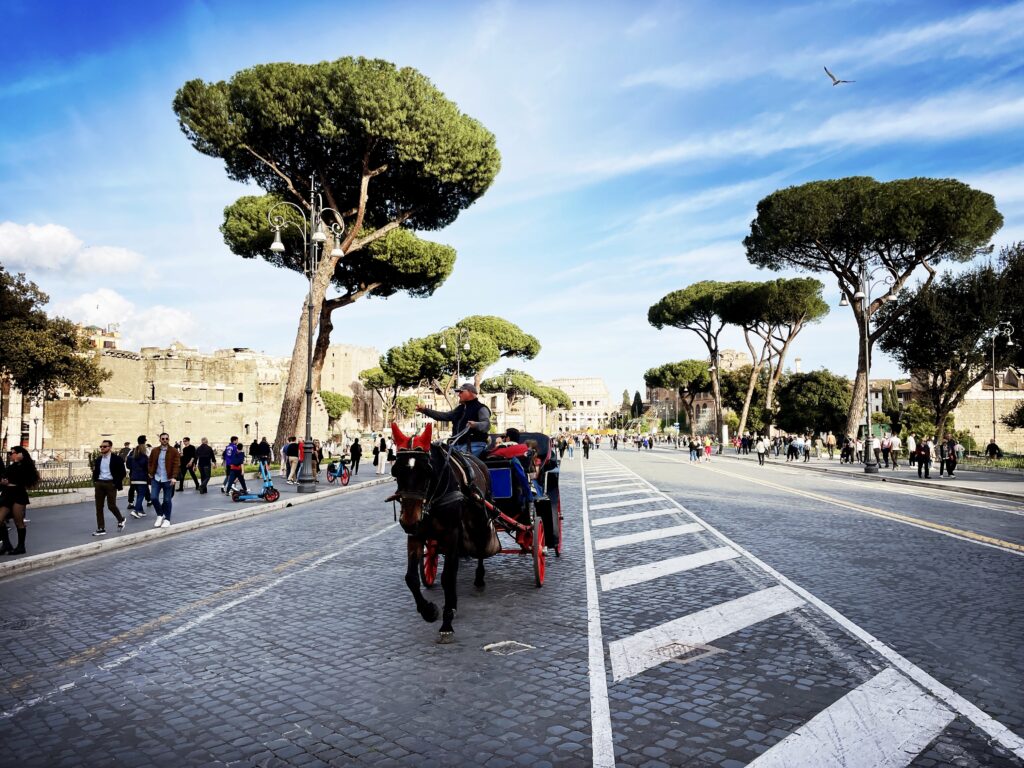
top-left (438, 631), bottom-right (455, 644)
top-left (421, 603), bottom-right (439, 623)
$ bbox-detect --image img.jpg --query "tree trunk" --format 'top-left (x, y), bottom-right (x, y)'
top-left (845, 313), bottom-right (870, 438)
top-left (311, 302), bottom-right (334, 394)
top-left (737, 331), bottom-right (769, 438)
top-left (273, 263), bottom-right (330, 448)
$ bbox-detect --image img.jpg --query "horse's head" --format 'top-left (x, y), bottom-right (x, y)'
top-left (389, 423), bottom-right (433, 534)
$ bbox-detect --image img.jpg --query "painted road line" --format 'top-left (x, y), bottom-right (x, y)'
top-left (748, 668), bottom-right (954, 768)
top-left (580, 461), bottom-right (616, 767)
top-left (600, 546), bottom-right (739, 591)
top-left (608, 585), bottom-right (804, 681)
top-left (602, 455), bottom-right (1024, 760)
top-left (587, 480), bottom-right (647, 490)
top-left (589, 489), bottom-right (662, 499)
top-left (590, 496), bottom-right (665, 510)
top-left (591, 508), bottom-right (679, 526)
top-left (594, 523), bottom-right (704, 551)
top-left (688, 460), bottom-right (1024, 557)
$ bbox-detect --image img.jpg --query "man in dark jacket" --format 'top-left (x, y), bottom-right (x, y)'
top-left (349, 438), bottom-right (362, 474)
top-left (249, 439), bottom-right (260, 465)
top-left (92, 439), bottom-right (127, 536)
top-left (415, 383), bottom-right (492, 457)
top-left (177, 436), bottom-right (200, 491)
top-left (195, 437), bottom-right (216, 494)
top-left (255, 437), bottom-right (272, 466)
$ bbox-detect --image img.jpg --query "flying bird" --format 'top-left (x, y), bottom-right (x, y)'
top-left (824, 66), bottom-right (855, 86)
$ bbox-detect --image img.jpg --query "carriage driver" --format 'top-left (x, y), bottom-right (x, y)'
top-left (415, 383), bottom-right (492, 457)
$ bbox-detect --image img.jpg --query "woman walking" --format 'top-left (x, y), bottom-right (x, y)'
top-left (755, 436), bottom-right (768, 466)
top-left (0, 446), bottom-right (40, 555)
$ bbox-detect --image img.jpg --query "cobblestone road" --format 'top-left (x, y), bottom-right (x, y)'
top-left (1, 448), bottom-right (1021, 767)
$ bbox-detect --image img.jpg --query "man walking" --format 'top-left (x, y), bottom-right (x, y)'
top-left (148, 433), bottom-right (180, 528)
top-left (582, 434), bottom-right (592, 460)
top-left (916, 438), bottom-right (932, 479)
top-left (91, 439), bottom-right (127, 536)
top-left (195, 437), bottom-right (215, 493)
top-left (349, 438), bottom-right (362, 474)
top-left (889, 432), bottom-right (901, 470)
top-left (285, 437), bottom-right (301, 484)
top-left (255, 437), bottom-right (272, 467)
top-left (177, 436), bottom-right (200, 491)
top-left (224, 436), bottom-right (249, 495)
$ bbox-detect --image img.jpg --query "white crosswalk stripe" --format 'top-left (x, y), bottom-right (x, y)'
top-left (608, 585), bottom-right (805, 682)
top-left (591, 508), bottom-right (679, 526)
top-left (594, 523), bottom-right (703, 550)
top-left (600, 546), bottom-right (739, 591)
top-left (590, 496), bottom-right (664, 510)
top-left (747, 668), bottom-right (955, 768)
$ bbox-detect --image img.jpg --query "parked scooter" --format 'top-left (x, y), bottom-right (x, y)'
top-left (231, 460), bottom-right (281, 503)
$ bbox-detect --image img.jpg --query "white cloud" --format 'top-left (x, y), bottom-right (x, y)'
top-left (54, 288), bottom-right (197, 349)
top-left (577, 86), bottom-right (1024, 178)
top-left (622, 2), bottom-right (1024, 90)
top-left (0, 221), bottom-right (147, 276)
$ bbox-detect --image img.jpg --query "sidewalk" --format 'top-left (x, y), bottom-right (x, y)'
top-left (1, 465), bottom-right (392, 578)
top-left (710, 449), bottom-right (1024, 502)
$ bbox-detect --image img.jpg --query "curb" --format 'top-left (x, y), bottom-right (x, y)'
top-left (0, 477), bottom-right (395, 580)
top-left (716, 453), bottom-right (1024, 503)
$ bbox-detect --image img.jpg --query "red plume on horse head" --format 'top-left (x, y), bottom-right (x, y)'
top-left (391, 422), bottom-right (432, 451)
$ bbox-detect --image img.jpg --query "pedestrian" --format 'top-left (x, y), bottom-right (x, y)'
top-left (249, 438), bottom-right (260, 466)
top-left (195, 437), bottom-right (215, 494)
top-left (944, 434), bottom-right (958, 478)
top-left (916, 438), bottom-right (931, 479)
top-left (127, 436), bottom-right (152, 517)
top-left (755, 435), bottom-right (767, 466)
top-left (582, 435), bottom-right (591, 459)
top-left (889, 432), bottom-right (901, 470)
top-left (906, 433), bottom-right (917, 471)
top-left (881, 434), bottom-right (891, 468)
top-left (349, 438), bottom-right (362, 474)
top-left (177, 436), bottom-right (200, 491)
top-left (256, 437), bottom-right (272, 467)
top-left (117, 441), bottom-right (132, 461)
top-left (986, 439), bottom-right (1003, 462)
top-left (871, 434), bottom-right (882, 467)
top-left (148, 433), bottom-right (181, 528)
top-left (286, 437), bottom-right (301, 484)
top-left (0, 446), bottom-right (40, 556)
top-left (126, 434), bottom-right (151, 511)
top-left (826, 431), bottom-right (836, 460)
top-left (223, 436), bottom-right (249, 495)
top-left (91, 439), bottom-right (127, 536)
top-left (313, 439), bottom-right (323, 479)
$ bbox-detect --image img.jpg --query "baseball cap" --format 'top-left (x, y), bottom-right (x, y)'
top-left (456, 383), bottom-right (478, 394)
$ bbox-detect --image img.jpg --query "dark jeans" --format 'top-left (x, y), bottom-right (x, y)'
top-left (226, 468), bottom-right (248, 493)
top-left (177, 464), bottom-right (199, 491)
top-left (757, 452), bottom-right (765, 465)
top-left (94, 480), bottom-right (124, 529)
top-left (151, 480), bottom-right (175, 519)
top-left (198, 463), bottom-right (212, 491)
top-left (350, 456), bottom-right (360, 474)
top-left (917, 459), bottom-right (931, 478)
top-left (127, 482), bottom-right (150, 508)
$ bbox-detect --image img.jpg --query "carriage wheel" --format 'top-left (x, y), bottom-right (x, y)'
top-left (340, 467), bottom-right (351, 486)
top-left (265, 488), bottom-right (280, 503)
top-left (532, 513), bottom-right (545, 587)
top-left (421, 542), bottom-right (438, 587)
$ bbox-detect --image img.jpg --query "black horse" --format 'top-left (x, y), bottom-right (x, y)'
top-left (388, 423), bottom-right (500, 643)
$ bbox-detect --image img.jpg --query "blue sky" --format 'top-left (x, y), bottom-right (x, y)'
top-left (2, 0), bottom-right (1024, 402)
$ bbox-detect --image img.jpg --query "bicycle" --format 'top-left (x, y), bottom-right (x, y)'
top-left (325, 458), bottom-right (351, 486)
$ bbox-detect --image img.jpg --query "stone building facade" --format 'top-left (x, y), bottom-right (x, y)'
top-left (950, 368), bottom-right (1024, 452)
top-left (544, 377), bottom-right (611, 431)
top-left (43, 341), bottom-right (380, 458)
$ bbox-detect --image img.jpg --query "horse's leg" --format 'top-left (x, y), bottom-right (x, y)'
top-left (405, 538), bottom-right (438, 623)
top-left (438, 535), bottom-right (460, 644)
top-left (474, 557), bottom-right (486, 590)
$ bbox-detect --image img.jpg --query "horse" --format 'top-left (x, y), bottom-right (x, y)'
top-left (388, 423), bottom-right (500, 643)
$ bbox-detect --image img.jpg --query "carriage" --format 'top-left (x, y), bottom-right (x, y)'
top-left (418, 431), bottom-right (563, 589)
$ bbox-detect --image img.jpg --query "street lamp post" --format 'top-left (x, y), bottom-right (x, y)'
top-left (990, 322), bottom-right (1014, 446)
top-left (439, 326), bottom-right (471, 386)
top-left (268, 175), bottom-right (345, 493)
top-left (839, 259), bottom-right (896, 474)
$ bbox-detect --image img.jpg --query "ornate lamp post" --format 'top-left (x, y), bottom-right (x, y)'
top-left (989, 322), bottom-right (1014, 447)
top-left (839, 259), bottom-right (896, 474)
top-left (268, 176), bottom-right (345, 493)
top-left (439, 326), bottom-right (471, 386)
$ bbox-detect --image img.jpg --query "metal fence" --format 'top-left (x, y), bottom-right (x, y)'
top-left (31, 461), bottom-right (94, 497)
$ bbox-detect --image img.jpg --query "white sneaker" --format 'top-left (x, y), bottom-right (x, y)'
top-left (154, 516), bottom-right (164, 527)
top-left (160, 518), bottom-right (171, 528)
